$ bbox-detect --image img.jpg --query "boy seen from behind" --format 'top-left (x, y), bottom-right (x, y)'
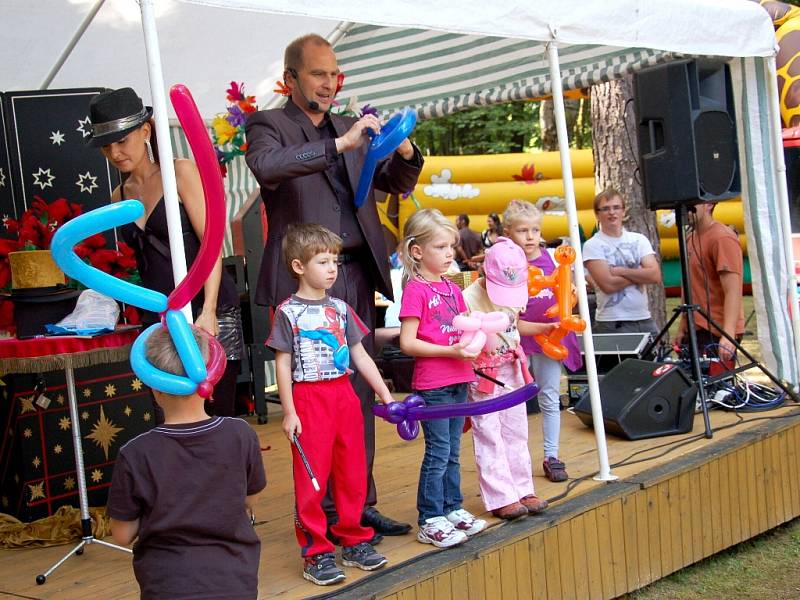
top-left (107, 325), bottom-right (266, 600)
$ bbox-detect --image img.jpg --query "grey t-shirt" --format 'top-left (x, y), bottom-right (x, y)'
top-left (267, 294), bottom-right (368, 382)
top-left (107, 417), bottom-right (266, 600)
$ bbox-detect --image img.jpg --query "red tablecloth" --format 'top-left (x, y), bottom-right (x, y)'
top-left (0, 329), bottom-right (139, 375)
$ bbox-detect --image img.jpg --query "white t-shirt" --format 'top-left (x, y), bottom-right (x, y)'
top-left (582, 229), bottom-right (655, 322)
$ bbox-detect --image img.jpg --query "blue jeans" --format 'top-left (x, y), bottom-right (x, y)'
top-left (416, 383), bottom-right (467, 524)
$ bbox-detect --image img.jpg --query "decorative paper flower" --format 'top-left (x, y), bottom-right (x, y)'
top-left (212, 82), bottom-right (259, 177)
top-left (274, 80), bottom-right (291, 96)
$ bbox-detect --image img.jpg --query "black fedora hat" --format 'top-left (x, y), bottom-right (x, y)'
top-left (86, 87), bottom-right (153, 147)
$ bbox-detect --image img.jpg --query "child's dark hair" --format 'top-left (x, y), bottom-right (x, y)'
top-left (282, 223), bottom-right (343, 278)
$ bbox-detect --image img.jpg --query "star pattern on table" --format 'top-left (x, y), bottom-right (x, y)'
top-left (23, 428), bottom-right (32, 439)
top-left (91, 469), bottom-right (103, 483)
top-left (56, 393), bottom-right (65, 405)
top-left (20, 395), bottom-right (36, 413)
top-left (104, 384), bottom-right (117, 398)
top-left (76, 116), bottom-right (92, 138)
top-left (0, 167), bottom-right (6, 188)
top-left (58, 416), bottom-right (71, 431)
top-left (123, 405), bottom-right (132, 417)
top-left (83, 388), bottom-right (92, 398)
top-left (32, 456), bottom-right (41, 469)
top-left (143, 411), bottom-right (152, 422)
top-left (63, 476), bottom-right (75, 491)
top-left (50, 130), bottom-right (65, 146)
top-left (76, 171), bottom-right (98, 194)
top-left (81, 410), bottom-right (90, 421)
top-left (86, 406), bottom-right (123, 460)
top-left (131, 378), bottom-right (143, 392)
top-left (53, 443), bottom-right (63, 455)
top-left (32, 167), bottom-right (55, 190)
top-left (29, 482), bottom-right (45, 501)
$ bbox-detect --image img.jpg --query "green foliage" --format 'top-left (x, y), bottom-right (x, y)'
top-left (411, 98), bottom-right (592, 156)
top-left (411, 101), bottom-right (540, 155)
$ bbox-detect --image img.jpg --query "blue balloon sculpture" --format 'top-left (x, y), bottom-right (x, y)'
top-left (353, 107), bottom-right (417, 209)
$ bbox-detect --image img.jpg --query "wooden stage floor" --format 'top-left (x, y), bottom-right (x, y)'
top-left (2, 399), bottom-right (800, 599)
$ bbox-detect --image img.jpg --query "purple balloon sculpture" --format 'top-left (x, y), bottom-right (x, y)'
top-left (373, 382), bottom-right (539, 441)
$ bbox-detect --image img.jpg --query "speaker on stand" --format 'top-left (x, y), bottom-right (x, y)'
top-left (635, 59), bottom-right (740, 209)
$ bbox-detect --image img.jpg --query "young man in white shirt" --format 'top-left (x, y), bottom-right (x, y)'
top-left (582, 188), bottom-right (662, 335)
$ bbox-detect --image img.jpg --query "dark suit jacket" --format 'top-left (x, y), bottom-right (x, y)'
top-left (245, 100), bottom-right (423, 307)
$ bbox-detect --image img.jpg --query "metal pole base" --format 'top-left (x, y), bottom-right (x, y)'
top-left (36, 535), bottom-right (132, 585)
top-left (594, 473), bottom-right (620, 482)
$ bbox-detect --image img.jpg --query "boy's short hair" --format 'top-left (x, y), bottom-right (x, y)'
top-left (146, 325), bottom-right (209, 379)
top-left (593, 187), bottom-right (624, 212)
top-left (282, 223), bottom-right (343, 278)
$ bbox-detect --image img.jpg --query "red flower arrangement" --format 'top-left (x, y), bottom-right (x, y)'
top-left (0, 196), bottom-right (143, 328)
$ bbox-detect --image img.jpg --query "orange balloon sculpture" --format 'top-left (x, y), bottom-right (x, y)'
top-left (526, 246), bottom-right (586, 361)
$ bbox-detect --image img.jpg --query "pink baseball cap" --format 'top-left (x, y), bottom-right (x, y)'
top-left (484, 236), bottom-right (528, 307)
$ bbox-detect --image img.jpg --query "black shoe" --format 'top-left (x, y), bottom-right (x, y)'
top-left (361, 507), bottom-right (412, 536)
top-left (327, 520), bottom-right (384, 546)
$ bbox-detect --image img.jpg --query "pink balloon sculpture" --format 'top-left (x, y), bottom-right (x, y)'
top-left (453, 311), bottom-right (510, 354)
top-left (166, 84), bottom-right (227, 312)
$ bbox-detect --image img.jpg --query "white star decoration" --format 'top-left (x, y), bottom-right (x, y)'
top-left (76, 171), bottom-right (98, 194)
top-left (32, 167), bottom-right (55, 190)
top-left (0, 167), bottom-right (5, 188)
top-left (50, 130), bottom-right (65, 146)
top-left (76, 116), bottom-right (92, 138)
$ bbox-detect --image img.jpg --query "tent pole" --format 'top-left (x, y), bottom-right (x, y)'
top-left (546, 39), bottom-right (616, 481)
top-left (262, 21), bottom-right (354, 110)
top-left (40, 0), bottom-right (106, 89)
top-left (139, 0), bottom-right (191, 322)
top-left (764, 56), bottom-right (800, 387)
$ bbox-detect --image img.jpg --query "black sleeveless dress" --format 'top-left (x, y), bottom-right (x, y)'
top-left (119, 194), bottom-right (241, 356)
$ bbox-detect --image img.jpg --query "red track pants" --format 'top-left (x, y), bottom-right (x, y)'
top-left (292, 376), bottom-right (374, 557)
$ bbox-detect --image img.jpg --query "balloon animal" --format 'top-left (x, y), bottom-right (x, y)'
top-left (526, 245), bottom-right (586, 361)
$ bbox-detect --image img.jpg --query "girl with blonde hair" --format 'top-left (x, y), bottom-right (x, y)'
top-left (398, 208), bottom-right (487, 549)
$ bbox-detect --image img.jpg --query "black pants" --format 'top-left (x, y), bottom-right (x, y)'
top-left (323, 258), bottom-right (379, 516)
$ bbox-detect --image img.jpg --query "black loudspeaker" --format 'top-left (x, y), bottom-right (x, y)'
top-left (634, 59), bottom-right (740, 210)
top-left (573, 359), bottom-right (697, 440)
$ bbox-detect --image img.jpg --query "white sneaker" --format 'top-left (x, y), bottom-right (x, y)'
top-left (445, 509), bottom-right (487, 536)
top-left (417, 516), bottom-right (468, 548)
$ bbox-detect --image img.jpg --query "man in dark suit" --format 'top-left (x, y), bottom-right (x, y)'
top-left (245, 33), bottom-right (423, 539)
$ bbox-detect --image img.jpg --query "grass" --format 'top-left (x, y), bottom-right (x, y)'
top-left (627, 517), bottom-right (800, 599)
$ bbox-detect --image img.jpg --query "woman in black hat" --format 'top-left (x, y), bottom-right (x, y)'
top-left (88, 87), bottom-right (243, 417)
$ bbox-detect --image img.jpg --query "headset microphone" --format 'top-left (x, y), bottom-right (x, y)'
top-left (287, 68), bottom-right (321, 112)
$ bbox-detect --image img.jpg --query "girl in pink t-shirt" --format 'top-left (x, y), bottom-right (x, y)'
top-left (398, 208), bottom-right (486, 549)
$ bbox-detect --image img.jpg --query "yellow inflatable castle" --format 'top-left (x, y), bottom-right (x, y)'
top-left (384, 149), bottom-right (749, 290)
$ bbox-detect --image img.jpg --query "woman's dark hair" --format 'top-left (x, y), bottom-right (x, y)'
top-left (487, 212), bottom-right (502, 233)
top-left (120, 119), bottom-right (161, 184)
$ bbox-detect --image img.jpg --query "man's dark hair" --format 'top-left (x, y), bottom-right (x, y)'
top-left (457, 214), bottom-right (470, 226)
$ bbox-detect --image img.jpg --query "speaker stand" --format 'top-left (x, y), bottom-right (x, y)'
top-left (644, 206), bottom-right (800, 435)
top-left (643, 205), bottom-right (714, 438)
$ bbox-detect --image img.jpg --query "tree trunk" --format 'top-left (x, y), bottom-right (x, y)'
top-left (590, 76), bottom-right (667, 330)
top-left (540, 98), bottom-right (580, 151)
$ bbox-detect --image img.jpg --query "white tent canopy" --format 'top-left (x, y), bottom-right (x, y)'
top-left (3, 0), bottom-right (797, 476)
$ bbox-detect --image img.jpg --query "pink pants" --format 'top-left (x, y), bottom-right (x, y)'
top-left (468, 360), bottom-right (535, 511)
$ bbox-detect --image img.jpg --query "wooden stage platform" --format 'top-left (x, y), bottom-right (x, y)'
top-left (3, 399), bottom-right (800, 600)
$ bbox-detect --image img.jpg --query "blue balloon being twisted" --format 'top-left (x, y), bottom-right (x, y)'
top-left (353, 107), bottom-right (417, 209)
top-left (373, 382), bottom-right (540, 441)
